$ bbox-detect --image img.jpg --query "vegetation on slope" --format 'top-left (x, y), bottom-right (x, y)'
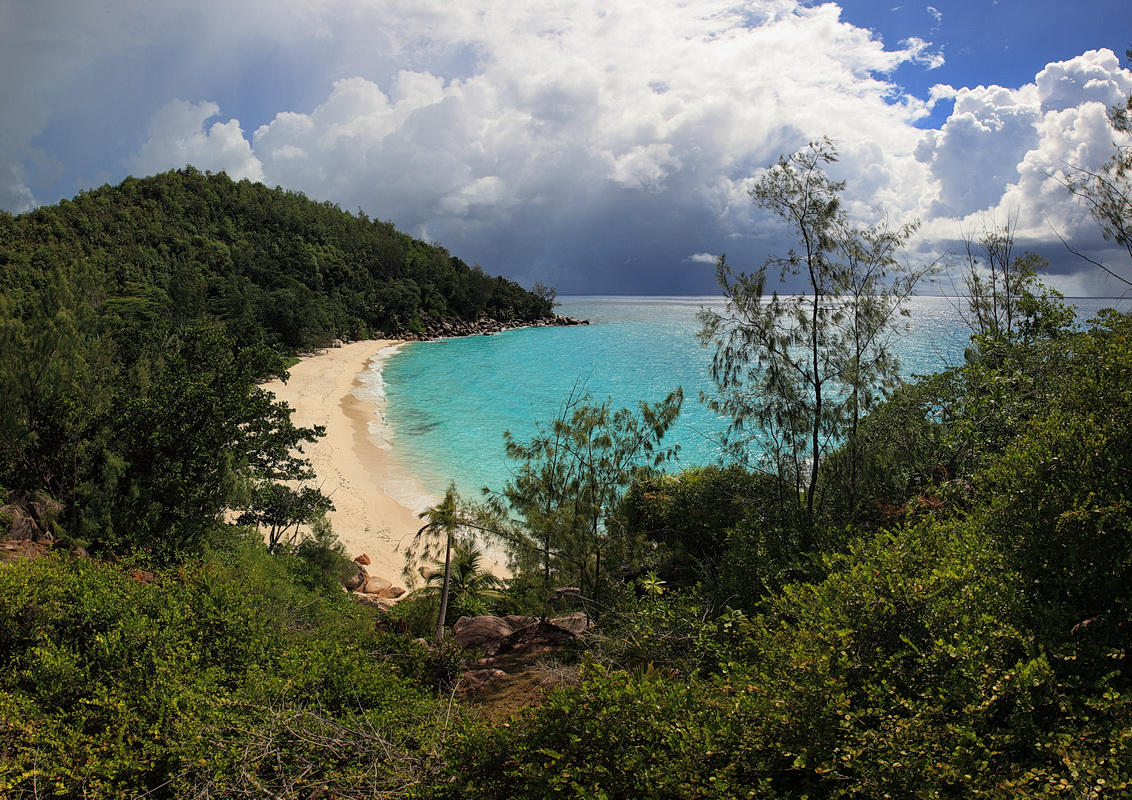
top-left (5, 306), bottom-right (1128, 798)
top-left (0, 166), bottom-right (553, 348)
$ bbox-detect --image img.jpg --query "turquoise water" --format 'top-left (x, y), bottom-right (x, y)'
top-left (357, 295), bottom-right (1126, 509)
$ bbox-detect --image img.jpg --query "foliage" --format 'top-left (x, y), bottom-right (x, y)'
top-left (401, 535), bottom-right (513, 634)
top-left (423, 308), bottom-right (1132, 799)
top-left (487, 385), bottom-right (684, 614)
top-left (425, 664), bottom-right (745, 800)
top-left (0, 279), bottom-right (333, 557)
top-left (0, 168), bottom-right (553, 554)
top-left (949, 215), bottom-right (1053, 343)
top-left (416, 539), bottom-right (513, 626)
top-left (404, 485), bottom-right (473, 642)
top-left (976, 309), bottom-right (1132, 639)
top-left (0, 264), bottom-right (114, 548)
top-left (0, 167), bottom-right (555, 350)
top-left (698, 138), bottom-right (927, 517)
top-left (0, 546), bottom-right (443, 799)
top-left (105, 326), bottom-right (328, 557)
top-left (584, 585), bottom-right (713, 676)
top-left (618, 464), bottom-right (807, 605)
top-left (823, 291), bottom-right (1080, 531)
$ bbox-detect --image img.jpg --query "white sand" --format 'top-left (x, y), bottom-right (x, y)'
top-left (264, 340), bottom-right (427, 582)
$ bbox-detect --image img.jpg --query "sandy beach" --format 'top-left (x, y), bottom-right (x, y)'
top-left (264, 340), bottom-right (426, 582)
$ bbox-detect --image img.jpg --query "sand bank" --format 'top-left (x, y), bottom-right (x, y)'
top-left (264, 340), bottom-right (427, 580)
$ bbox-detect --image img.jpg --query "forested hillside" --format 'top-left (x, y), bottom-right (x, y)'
top-left (0, 168), bottom-right (553, 557)
top-left (0, 167), bottom-right (553, 349)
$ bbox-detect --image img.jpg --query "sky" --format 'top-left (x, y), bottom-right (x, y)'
top-left (2, 0), bottom-right (1131, 296)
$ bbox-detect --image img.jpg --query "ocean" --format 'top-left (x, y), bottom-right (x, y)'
top-left (354, 295), bottom-right (1128, 511)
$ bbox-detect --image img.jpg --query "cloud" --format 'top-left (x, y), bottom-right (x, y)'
top-left (684, 253), bottom-right (720, 264)
top-left (916, 50), bottom-right (1132, 253)
top-left (915, 84), bottom-right (1042, 217)
top-left (130, 100), bottom-right (264, 182)
top-left (901, 37), bottom-right (945, 70)
top-left (3, 1), bottom-right (1131, 293)
top-left (233, 0), bottom-right (947, 290)
top-left (926, 5), bottom-right (942, 33)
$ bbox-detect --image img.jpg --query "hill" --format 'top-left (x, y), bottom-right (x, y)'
top-left (0, 167), bottom-right (554, 350)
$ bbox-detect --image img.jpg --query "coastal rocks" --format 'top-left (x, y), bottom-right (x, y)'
top-left (361, 574), bottom-right (389, 594)
top-left (342, 562), bottom-right (368, 591)
top-left (401, 314), bottom-right (589, 342)
top-left (361, 575), bottom-right (407, 599)
top-left (353, 593), bottom-right (397, 611)
top-left (342, 556), bottom-right (406, 601)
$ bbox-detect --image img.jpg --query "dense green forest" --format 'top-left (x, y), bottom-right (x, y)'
top-left (0, 167), bottom-right (554, 347)
top-left (2, 105), bottom-right (1131, 799)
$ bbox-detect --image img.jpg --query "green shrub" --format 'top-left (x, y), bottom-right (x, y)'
top-left (0, 552), bottom-right (441, 798)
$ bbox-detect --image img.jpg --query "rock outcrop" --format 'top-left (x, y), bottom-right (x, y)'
top-left (400, 314), bottom-right (589, 342)
top-left (493, 620), bottom-right (581, 657)
top-left (342, 556), bottom-right (406, 602)
top-left (342, 561), bottom-right (368, 591)
top-left (453, 614), bottom-right (587, 658)
top-left (454, 615), bottom-right (516, 650)
top-left (1, 491), bottom-right (64, 564)
top-left (462, 668), bottom-right (508, 690)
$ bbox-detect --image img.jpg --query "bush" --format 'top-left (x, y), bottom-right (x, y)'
top-left (0, 552), bottom-right (440, 798)
top-left (619, 465), bottom-right (804, 600)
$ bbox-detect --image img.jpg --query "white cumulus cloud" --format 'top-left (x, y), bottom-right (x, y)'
top-left (3, 0), bottom-right (1131, 293)
top-left (130, 100), bottom-right (264, 182)
top-left (916, 50), bottom-right (1132, 252)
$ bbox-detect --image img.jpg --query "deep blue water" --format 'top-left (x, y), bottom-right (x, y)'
top-left (356, 295), bottom-right (1127, 509)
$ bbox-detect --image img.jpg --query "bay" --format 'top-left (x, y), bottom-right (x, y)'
top-left (356, 295), bottom-right (1128, 508)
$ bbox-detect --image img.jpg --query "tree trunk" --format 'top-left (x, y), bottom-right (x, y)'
top-left (435, 529), bottom-right (453, 645)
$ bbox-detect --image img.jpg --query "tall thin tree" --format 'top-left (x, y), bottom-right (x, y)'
top-left (699, 138), bottom-right (927, 518)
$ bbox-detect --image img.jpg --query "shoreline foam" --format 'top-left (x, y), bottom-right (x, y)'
top-left (264, 340), bottom-right (431, 580)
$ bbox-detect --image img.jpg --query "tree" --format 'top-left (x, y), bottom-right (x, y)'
top-left (0, 265), bottom-right (114, 516)
top-left (833, 216), bottom-right (931, 513)
top-left (488, 385), bottom-right (683, 611)
top-left (698, 138), bottom-right (925, 518)
top-left (947, 214), bottom-right (1054, 344)
top-left (238, 482), bottom-right (334, 552)
top-left (417, 540), bottom-right (511, 626)
top-left (532, 281), bottom-right (559, 309)
top-left (109, 328), bottom-right (328, 556)
top-left (404, 485), bottom-right (465, 643)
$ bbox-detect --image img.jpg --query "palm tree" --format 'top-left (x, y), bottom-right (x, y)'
top-left (405, 485), bottom-right (462, 644)
top-left (421, 540), bottom-right (511, 624)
